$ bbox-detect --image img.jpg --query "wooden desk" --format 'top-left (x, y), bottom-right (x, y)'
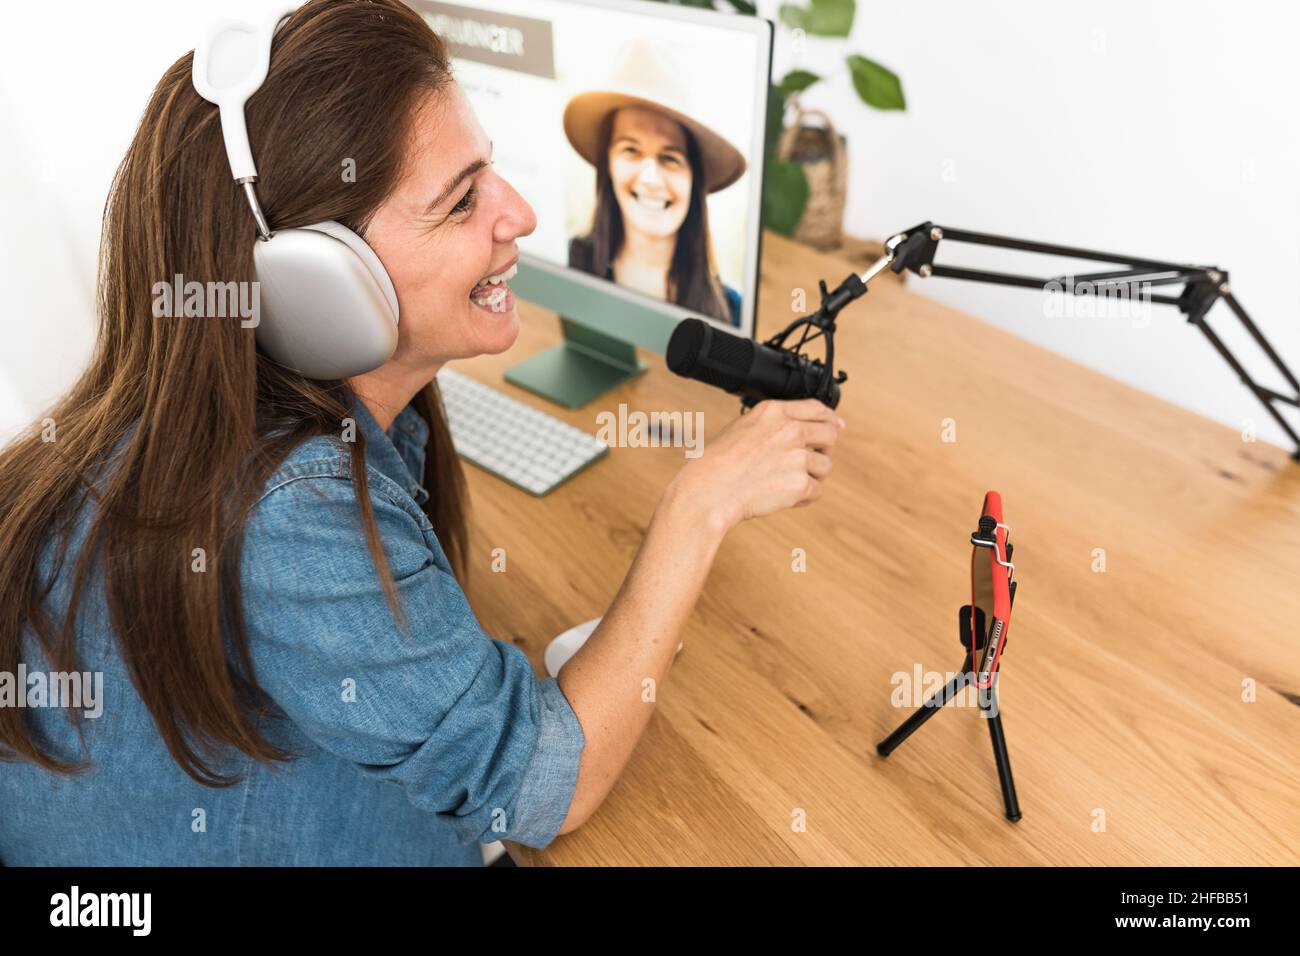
top-left (455, 232), bottom-right (1300, 866)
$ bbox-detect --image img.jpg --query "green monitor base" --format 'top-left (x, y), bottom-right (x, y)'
top-left (504, 318), bottom-right (647, 409)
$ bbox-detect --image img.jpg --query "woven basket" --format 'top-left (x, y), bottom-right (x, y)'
top-left (777, 106), bottom-right (848, 251)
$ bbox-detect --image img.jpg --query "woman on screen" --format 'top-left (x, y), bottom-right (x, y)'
top-left (563, 45), bottom-right (746, 327)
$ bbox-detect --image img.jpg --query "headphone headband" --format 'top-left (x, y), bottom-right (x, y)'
top-left (192, 3), bottom-right (301, 237)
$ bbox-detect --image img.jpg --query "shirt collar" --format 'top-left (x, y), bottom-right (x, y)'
top-left (352, 397), bottom-right (431, 507)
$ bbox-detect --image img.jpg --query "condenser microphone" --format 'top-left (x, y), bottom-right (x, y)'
top-left (665, 318), bottom-right (843, 409)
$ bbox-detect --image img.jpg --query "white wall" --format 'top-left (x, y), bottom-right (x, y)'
top-left (3, 0), bottom-right (1298, 450)
top-left (0, 0), bottom-right (250, 443)
top-left (761, 0), bottom-right (1300, 450)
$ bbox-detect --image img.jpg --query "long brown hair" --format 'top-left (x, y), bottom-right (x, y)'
top-left (578, 111), bottom-right (731, 322)
top-left (0, 0), bottom-right (468, 786)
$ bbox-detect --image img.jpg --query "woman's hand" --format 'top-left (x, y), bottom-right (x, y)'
top-left (664, 398), bottom-right (845, 536)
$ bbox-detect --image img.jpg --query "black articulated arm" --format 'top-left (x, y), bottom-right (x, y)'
top-left (873, 221), bottom-right (1300, 459)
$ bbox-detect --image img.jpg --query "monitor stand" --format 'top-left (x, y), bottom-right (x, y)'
top-left (505, 318), bottom-right (647, 409)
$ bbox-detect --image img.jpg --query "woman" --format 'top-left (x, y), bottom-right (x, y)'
top-left (0, 0), bottom-right (841, 866)
top-left (564, 45), bottom-right (746, 327)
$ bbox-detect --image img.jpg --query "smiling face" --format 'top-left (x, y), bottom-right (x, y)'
top-left (607, 107), bottom-right (693, 241)
top-left (361, 81), bottom-right (537, 366)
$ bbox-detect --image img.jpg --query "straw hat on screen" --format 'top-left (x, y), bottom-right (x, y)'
top-left (562, 41), bottom-right (747, 194)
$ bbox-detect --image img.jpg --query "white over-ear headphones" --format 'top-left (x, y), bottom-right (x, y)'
top-left (191, 2), bottom-right (398, 380)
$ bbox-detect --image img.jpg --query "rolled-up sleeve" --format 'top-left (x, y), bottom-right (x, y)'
top-left (239, 469), bottom-right (585, 849)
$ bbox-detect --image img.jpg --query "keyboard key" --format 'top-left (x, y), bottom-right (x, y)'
top-left (436, 367), bottom-right (608, 496)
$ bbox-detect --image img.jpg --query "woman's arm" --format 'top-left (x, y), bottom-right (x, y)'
top-left (556, 398), bottom-right (844, 833)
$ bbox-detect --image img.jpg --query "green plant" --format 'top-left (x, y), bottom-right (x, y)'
top-left (646, 0), bottom-right (906, 235)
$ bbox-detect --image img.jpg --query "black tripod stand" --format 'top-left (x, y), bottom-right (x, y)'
top-left (877, 602), bottom-right (1022, 823)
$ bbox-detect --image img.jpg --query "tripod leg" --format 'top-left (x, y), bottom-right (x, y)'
top-left (876, 654), bottom-right (972, 757)
top-left (982, 690), bottom-right (1022, 822)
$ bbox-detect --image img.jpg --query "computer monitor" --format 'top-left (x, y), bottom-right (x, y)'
top-left (409, 0), bottom-right (773, 407)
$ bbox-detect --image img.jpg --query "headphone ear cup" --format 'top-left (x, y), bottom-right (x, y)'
top-left (252, 221), bottom-right (399, 379)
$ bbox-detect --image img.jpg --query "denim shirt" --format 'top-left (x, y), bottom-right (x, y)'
top-left (0, 398), bottom-right (585, 865)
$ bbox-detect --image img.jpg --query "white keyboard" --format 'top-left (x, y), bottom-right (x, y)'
top-left (436, 367), bottom-right (609, 496)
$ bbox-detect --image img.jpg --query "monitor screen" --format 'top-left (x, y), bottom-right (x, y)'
top-left (411, 0), bottom-right (771, 338)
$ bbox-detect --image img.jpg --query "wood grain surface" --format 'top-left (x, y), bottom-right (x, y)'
top-left (452, 232), bottom-right (1300, 866)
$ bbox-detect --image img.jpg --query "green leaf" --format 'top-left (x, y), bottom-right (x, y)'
top-left (778, 3), bottom-right (807, 30)
top-left (846, 54), bottom-right (906, 110)
top-left (728, 0), bottom-right (758, 13)
top-left (764, 83), bottom-right (785, 158)
top-left (763, 159), bottom-right (810, 236)
top-left (804, 0), bottom-right (856, 37)
top-left (778, 69), bottom-right (821, 97)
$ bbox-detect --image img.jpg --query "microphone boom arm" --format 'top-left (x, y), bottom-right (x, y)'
top-left (880, 221), bottom-right (1300, 459)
